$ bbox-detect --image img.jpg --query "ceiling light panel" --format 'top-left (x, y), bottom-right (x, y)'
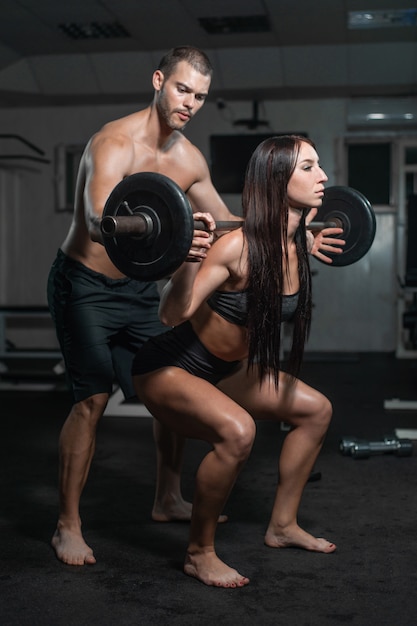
top-left (348, 8), bottom-right (417, 29)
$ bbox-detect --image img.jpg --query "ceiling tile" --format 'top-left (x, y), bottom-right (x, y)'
top-left (213, 47), bottom-right (284, 88)
top-left (29, 54), bottom-right (100, 94)
top-left (348, 42), bottom-right (416, 85)
top-left (283, 46), bottom-right (348, 86)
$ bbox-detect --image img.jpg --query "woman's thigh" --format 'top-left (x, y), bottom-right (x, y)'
top-left (135, 367), bottom-right (256, 443)
top-left (217, 362), bottom-right (330, 426)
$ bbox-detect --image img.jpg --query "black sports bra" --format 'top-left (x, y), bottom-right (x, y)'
top-left (206, 290), bottom-right (299, 327)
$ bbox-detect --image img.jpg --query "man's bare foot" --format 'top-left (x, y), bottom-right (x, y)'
top-left (152, 497), bottom-right (228, 524)
top-left (264, 524), bottom-right (336, 553)
top-left (184, 551), bottom-right (250, 588)
top-left (51, 527), bottom-right (96, 565)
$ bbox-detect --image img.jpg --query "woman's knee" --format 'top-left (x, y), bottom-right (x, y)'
top-left (311, 394), bottom-right (333, 430)
top-left (220, 413), bottom-right (256, 462)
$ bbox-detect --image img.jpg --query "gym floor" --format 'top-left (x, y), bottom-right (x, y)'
top-left (1, 352), bottom-right (417, 626)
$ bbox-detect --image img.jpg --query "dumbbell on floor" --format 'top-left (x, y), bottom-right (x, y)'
top-left (339, 435), bottom-right (413, 459)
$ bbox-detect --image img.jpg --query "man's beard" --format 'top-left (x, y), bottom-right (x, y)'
top-left (157, 87), bottom-right (189, 131)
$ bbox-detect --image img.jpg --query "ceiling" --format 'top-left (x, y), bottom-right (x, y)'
top-left (0, 0), bottom-right (416, 107)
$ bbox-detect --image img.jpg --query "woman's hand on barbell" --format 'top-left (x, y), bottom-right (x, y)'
top-left (305, 208), bottom-right (345, 264)
top-left (186, 212), bottom-right (216, 262)
top-left (309, 227), bottom-right (346, 264)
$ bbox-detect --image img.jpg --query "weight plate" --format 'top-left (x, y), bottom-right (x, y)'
top-left (315, 186), bottom-right (376, 266)
top-left (102, 172), bottom-right (194, 281)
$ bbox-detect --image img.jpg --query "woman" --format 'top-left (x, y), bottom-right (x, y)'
top-left (133, 135), bottom-right (344, 588)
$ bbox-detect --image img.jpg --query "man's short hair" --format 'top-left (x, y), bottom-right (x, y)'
top-left (157, 46), bottom-right (213, 79)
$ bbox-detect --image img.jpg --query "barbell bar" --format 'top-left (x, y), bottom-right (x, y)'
top-left (101, 215), bottom-right (242, 237)
top-left (100, 214), bottom-right (338, 238)
top-left (100, 172), bottom-right (377, 281)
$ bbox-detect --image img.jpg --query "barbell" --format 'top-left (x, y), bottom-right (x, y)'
top-left (100, 172), bottom-right (377, 281)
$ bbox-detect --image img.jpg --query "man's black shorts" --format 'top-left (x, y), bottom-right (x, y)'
top-left (47, 249), bottom-right (166, 402)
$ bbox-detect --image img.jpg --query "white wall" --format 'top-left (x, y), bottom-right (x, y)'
top-left (0, 98), bottom-right (396, 351)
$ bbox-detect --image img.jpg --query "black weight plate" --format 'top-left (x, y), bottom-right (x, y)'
top-left (315, 186), bottom-right (376, 266)
top-left (102, 172), bottom-right (194, 281)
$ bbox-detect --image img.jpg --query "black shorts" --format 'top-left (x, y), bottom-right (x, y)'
top-left (47, 249), bottom-right (166, 402)
top-left (132, 321), bottom-right (240, 385)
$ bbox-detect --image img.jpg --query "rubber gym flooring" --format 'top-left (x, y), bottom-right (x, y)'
top-left (1, 352), bottom-right (417, 626)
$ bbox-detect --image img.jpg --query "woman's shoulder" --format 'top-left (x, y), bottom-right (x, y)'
top-left (210, 227), bottom-right (247, 282)
top-left (213, 226), bottom-right (244, 254)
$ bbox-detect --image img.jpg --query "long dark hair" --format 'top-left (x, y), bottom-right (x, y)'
top-left (242, 135), bottom-right (314, 388)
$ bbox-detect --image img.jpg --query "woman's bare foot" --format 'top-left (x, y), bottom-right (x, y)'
top-left (152, 497), bottom-right (228, 524)
top-left (184, 551), bottom-right (250, 588)
top-left (264, 523), bottom-right (336, 553)
top-left (51, 526), bottom-right (96, 565)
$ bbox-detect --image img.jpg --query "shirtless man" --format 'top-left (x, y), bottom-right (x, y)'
top-left (47, 46), bottom-right (238, 566)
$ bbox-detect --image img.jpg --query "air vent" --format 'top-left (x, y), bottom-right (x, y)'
top-left (199, 15), bottom-right (270, 34)
top-left (59, 22), bottom-right (130, 40)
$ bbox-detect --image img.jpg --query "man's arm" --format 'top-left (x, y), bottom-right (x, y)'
top-left (185, 148), bottom-right (241, 223)
top-left (82, 132), bottom-right (134, 243)
top-left (183, 147), bottom-right (242, 261)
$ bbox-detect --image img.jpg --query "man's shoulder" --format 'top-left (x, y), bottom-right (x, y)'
top-left (95, 110), bottom-right (145, 140)
top-left (90, 114), bottom-right (142, 153)
top-left (173, 133), bottom-right (206, 165)
top-left (88, 131), bottom-right (131, 161)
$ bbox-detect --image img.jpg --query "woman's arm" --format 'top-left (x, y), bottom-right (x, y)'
top-left (159, 221), bottom-right (240, 327)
